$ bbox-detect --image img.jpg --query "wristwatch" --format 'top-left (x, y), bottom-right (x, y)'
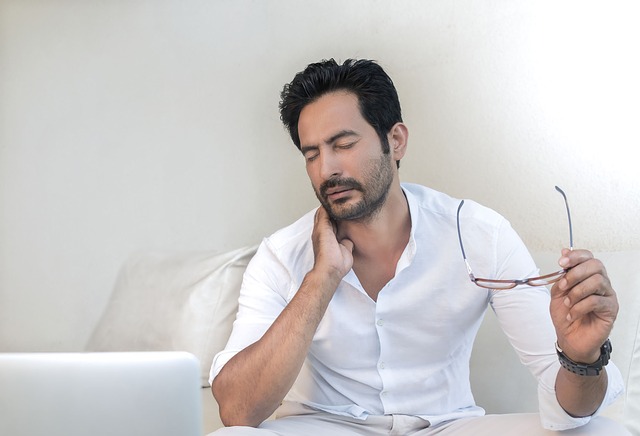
top-left (556, 339), bottom-right (612, 376)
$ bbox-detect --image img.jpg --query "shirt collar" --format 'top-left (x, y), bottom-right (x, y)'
top-left (396, 184), bottom-right (418, 272)
top-left (342, 184), bottom-right (418, 290)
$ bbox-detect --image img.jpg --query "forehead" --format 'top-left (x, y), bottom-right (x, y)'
top-left (298, 91), bottom-right (371, 145)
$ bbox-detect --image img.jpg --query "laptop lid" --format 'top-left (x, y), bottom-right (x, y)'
top-left (0, 351), bottom-right (203, 436)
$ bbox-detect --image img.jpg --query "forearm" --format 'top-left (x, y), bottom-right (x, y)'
top-left (547, 249), bottom-right (619, 420)
top-left (212, 270), bottom-right (340, 427)
top-left (555, 368), bottom-right (608, 418)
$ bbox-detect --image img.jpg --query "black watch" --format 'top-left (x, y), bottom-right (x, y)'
top-left (556, 339), bottom-right (612, 376)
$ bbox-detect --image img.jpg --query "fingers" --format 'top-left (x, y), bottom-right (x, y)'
top-left (314, 207), bottom-right (350, 247)
top-left (313, 207), bottom-right (337, 241)
top-left (552, 249), bottom-right (617, 323)
top-left (340, 238), bottom-right (354, 253)
top-left (312, 207), bottom-right (354, 278)
top-left (558, 248), bottom-right (595, 270)
top-left (556, 250), bottom-right (611, 301)
top-left (551, 248), bottom-right (619, 365)
top-left (562, 274), bottom-right (616, 322)
top-left (562, 271), bottom-right (610, 305)
top-left (314, 206), bottom-right (331, 229)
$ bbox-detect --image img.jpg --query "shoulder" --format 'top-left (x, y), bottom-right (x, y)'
top-left (265, 207), bottom-right (316, 252)
top-left (401, 183), bottom-right (505, 230)
top-left (252, 207), bottom-right (317, 278)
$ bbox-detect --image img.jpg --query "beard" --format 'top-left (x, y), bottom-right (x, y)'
top-left (314, 153), bottom-right (394, 223)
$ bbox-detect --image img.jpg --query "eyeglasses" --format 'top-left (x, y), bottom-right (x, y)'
top-left (456, 186), bottom-right (573, 290)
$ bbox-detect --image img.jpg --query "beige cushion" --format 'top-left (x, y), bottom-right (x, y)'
top-left (86, 245), bottom-right (257, 387)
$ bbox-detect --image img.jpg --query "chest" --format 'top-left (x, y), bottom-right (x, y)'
top-left (352, 258), bottom-right (397, 301)
top-left (310, 260), bottom-right (489, 370)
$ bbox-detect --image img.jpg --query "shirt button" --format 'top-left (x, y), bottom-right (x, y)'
top-left (379, 362), bottom-right (386, 369)
top-left (377, 319), bottom-right (384, 326)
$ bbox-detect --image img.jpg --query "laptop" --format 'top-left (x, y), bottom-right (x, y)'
top-left (0, 351), bottom-right (203, 436)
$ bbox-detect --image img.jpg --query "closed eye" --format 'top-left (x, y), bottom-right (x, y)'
top-left (335, 141), bottom-right (356, 150)
top-left (301, 147), bottom-right (319, 162)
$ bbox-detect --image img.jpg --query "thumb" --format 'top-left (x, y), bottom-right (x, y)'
top-left (340, 238), bottom-right (354, 253)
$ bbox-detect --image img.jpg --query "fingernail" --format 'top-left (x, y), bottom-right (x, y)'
top-left (566, 313), bottom-right (572, 322)
top-left (564, 297), bottom-right (571, 307)
top-left (559, 257), bottom-right (569, 268)
top-left (558, 278), bottom-right (568, 291)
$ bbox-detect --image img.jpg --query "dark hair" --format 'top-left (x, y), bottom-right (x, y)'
top-left (279, 58), bottom-right (403, 160)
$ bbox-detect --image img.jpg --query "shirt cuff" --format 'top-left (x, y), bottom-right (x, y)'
top-left (538, 360), bottom-right (625, 430)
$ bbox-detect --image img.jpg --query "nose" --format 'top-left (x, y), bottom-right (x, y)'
top-left (318, 149), bottom-right (342, 181)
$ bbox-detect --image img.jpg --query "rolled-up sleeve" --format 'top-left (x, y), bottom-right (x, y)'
top-left (537, 358), bottom-right (624, 430)
top-left (490, 218), bottom-right (624, 430)
top-left (208, 239), bottom-right (292, 385)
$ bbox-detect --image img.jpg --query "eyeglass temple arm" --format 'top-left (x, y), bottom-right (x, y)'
top-left (555, 186), bottom-right (574, 250)
top-left (456, 200), bottom-right (476, 278)
top-left (456, 200), bottom-right (467, 259)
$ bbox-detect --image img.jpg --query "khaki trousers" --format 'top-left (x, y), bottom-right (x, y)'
top-left (209, 403), bottom-right (630, 436)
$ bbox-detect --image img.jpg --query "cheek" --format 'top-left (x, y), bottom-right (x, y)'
top-left (306, 166), bottom-right (320, 190)
top-left (305, 163), bottom-right (314, 180)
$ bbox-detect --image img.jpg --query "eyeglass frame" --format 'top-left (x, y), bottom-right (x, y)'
top-left (456, 186), bottom-right (573, 290)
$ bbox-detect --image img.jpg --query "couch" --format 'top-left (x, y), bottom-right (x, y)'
top-left (86, 246), bottom-right (640, 435)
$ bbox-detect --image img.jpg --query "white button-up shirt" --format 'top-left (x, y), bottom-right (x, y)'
top-left (211, 184), bottom-right (623, 430)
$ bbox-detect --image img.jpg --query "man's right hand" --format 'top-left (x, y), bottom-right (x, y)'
top-left (212, 207), bottom-right (353, 427)
top-left (312, 206), bottom-right (354, 280)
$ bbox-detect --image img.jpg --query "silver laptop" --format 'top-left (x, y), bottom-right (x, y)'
top-left (0, 352), bottom-right (203, 436)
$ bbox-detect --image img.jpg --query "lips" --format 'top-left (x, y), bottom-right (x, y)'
top-left (327, 189), bottom-right (354, 203)
top-left (320, 178), bottom-right (363, 203)
top-left (326, 187), bottom-right (352, 196)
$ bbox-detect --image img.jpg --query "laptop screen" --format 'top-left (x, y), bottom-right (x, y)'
top-left (0, 352), bottom-right (203, 436)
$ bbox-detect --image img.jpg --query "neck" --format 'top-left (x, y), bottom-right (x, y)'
top-left (336, 182), bottom-right (411, 259)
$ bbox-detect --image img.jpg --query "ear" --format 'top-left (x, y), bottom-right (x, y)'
top-left (387, 122), bottom-right (408, 161)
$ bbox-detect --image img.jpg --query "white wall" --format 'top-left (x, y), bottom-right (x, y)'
top-left (1, 0), bottom-right (638, 351)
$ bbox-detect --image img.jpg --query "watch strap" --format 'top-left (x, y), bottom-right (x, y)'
top-left (556, 339), bottom-right (612, 376)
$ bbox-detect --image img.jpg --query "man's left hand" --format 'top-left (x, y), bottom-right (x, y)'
top-left (550, 248), bottom-right (619, 364)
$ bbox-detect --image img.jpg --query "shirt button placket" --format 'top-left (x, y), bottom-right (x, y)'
top-left (376, 318), bottom-right (386, 370)
top-left (376, 315), bottom-right (389, 410)
top-left (376, 317), bottom-right (385, 370)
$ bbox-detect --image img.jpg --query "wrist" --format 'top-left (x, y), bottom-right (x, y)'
top-left (556, 339), bottom-right (612, 377)
top-left (305, 267), bottom-right (343, 291)
top-left (557, 343), bottom-right (601, 365)
top-left (311, 260), bottom-right (349, 282)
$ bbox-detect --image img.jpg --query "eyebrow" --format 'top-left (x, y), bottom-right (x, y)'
top-left (327, 129), bottom-right (359, 144)
top-left (300, 129), bottom-right (360, 154)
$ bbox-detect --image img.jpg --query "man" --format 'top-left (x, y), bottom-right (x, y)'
top-left (209, 59), bottom-right (626, 435)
